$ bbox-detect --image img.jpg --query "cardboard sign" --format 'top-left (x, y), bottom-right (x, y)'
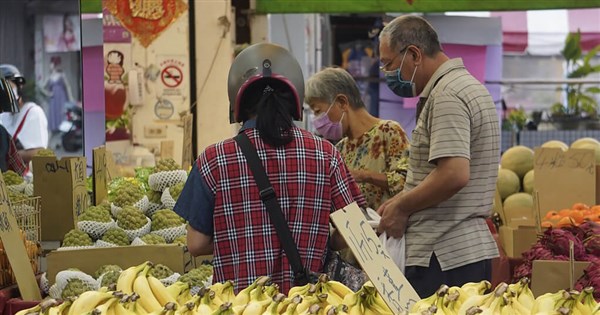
top-left (181, 113), bottom-right (193, 171)
top-left (531, 260), bottom-right (589, 297)
top-left (161, 140), bottom-right (174, 160)
top-left (93, 146), bottom-right (108, 205)
top-left (33, 156), bottom-right (88, 241)
top-left (534, 148), bottom-right (596, 218)
top-left (330, 202), bottom-right (420, 313)
top-left (0, 174), bottom-right (41, 300)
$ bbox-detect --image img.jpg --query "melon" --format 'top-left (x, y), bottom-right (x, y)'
top-left (523, 170), bottom-right (534, 194)
top-left (497, 169), bottom-right (520, 200)
top-left (571, 137), bottom-right (600, 148)
top-left (503, 192), bottom-right (534, 217)
top-left (575, 142), bottom-right (600, 165)
top-left (501, 146), bottom-right (534, 178)
top-left (541, 140), bottom-right (568, 151)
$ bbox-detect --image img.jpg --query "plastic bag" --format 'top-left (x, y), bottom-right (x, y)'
top-left (379, 232), bottom-right (406, 273)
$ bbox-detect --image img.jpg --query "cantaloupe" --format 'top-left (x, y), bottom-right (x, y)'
top-left (497, 169), bottom-right (520, 200)
top-left (541, 140), bottom-right (568, 151)
top-left (503, 192), bottom-right (534, 217)
top-left (523, 170), bottom-right (534, 194)
top-left (501, 146), bottom-right (534, 178)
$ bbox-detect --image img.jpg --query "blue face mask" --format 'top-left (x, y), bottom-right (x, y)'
top-left (384, 49), bottom-right (418, 98)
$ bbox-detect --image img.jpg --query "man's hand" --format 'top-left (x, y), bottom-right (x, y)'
top-left (376, 194), bottom-right (409, 238)
top-left (350, 169), bottom-right (365, 183)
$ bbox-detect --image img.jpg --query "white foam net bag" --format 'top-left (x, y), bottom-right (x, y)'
top-left (148, 170), bottom-right (187, 192)
top-left (23, 183), bottom-right (34, 196)
top-left (161, 188), bottom-right (177, 209)
top-left (111, 195), bottom-right (150, 217)
top-left (49, 270), bottom-right (99, 299)
top-left (146, 202), bottom-right (163, 217)
top-left (56, 245), bottom-right (96, 251)
top-left (130, 237), bottom-right (147, 246)
top-left (7, 182), bottom-right (26, 194)
top-left (159, 272), bottom-right (181, 287)
top-left (40, 272), bottom-right (50, 294)
top-left (118, 217), bottom-right (152, 242)
top-left (77, 219), bottom-right (116, 240)
top-left (151, 224), bottom-right (186, 243)
top-left (94, 239), bottom-right (119, 248)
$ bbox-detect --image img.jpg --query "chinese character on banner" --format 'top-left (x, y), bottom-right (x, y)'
top-left (104, 0), bottom-right (188, 48)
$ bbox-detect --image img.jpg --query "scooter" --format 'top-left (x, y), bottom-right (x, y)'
top-left (58, 105), bottom-right (83, 152)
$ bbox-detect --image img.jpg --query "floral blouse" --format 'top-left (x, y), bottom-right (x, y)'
top-left (335, 120), bottom-right (409, 209)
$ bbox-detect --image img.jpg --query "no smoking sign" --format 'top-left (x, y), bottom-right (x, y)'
top-left (161, 65), bottom-right (183, 88)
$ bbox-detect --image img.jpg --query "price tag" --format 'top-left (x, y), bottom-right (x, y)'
top-left (0, 173), bottom-right (41, 300)
top-left (72, 159), bottom-right (88, 219)
top-left (534, 148), bottom-right (596, 219)
top-left (93, 146), bottom-right (108, 205)
top-left (330, 203), bottom-right (420, 314)
top-left (181, 114), bottom-right (194, 170)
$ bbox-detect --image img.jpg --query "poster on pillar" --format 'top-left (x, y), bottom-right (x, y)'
top-left (155, 55), bottom-right (189, 120)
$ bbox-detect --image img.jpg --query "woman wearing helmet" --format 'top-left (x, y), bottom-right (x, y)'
top-left (173, 43), bottom-right (366, 293)
top-left (0, 64), bottom-right (49, 169)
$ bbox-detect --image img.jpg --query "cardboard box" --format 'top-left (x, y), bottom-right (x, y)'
top-left (498, 225), bottom-right (538, 258)
top-left (46, 245), bottom-right (212, 284)
top-left (32, 156), bottom-right (88, 241)
top-left (531, 260), bottom-right (590, 297)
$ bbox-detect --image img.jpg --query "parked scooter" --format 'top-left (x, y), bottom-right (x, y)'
top-left (58, 104), bottom-right (83, 152)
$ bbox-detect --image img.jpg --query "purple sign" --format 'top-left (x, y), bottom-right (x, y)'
top-left (103, 8), bottom-right (131, 43)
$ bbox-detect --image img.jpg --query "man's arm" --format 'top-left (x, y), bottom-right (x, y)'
top-left (186, 224), bottom-right (214, 256)
top-left (18, 148), bottom-right (42, 164)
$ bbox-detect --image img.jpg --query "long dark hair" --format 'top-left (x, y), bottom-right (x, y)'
top-left (239, 79), bottom-right (296, 147)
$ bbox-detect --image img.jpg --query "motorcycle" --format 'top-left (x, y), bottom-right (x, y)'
top-left (58, 105), bottom-right (83, 152)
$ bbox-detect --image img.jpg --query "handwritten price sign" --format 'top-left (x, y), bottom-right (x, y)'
top-left (330, 203), bottom-right (419, 314)
top-left (534, 148), bottom-right (596, 220)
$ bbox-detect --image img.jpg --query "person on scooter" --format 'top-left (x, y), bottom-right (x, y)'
top-left (0, 64), bottom-right (49, 167)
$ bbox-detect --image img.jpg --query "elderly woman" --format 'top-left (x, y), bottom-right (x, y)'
top-left (306, 67), bottom-right (409, 210)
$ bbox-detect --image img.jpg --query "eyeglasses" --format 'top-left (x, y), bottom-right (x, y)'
top-left (379, 45), bottom-right (412, 72)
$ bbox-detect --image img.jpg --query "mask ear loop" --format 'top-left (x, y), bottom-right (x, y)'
top-left (396, 48), bottom-right (410, 81)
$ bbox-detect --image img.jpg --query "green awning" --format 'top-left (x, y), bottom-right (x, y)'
top-left (256, 0), bottom-right (600, 14)
top-left (81, 0), bottom-right (101, 13)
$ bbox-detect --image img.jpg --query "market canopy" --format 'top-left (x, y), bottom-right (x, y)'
top-left (255, 0), bottom-right (600, 14)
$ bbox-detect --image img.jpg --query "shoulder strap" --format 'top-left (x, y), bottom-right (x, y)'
top-left (13, 107), bottom-right (33, 140)
top-left (233, 132), bottom-right (309, 286)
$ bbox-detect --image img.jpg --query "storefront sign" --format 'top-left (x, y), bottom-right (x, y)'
top-left (330, 203), bottom-right (420, 314)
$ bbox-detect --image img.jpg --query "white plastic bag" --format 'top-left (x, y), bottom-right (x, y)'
top-left (379, 232), bottom-right (406, 273)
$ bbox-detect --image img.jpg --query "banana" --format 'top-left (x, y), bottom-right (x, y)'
top-left (458, 282), bottom-right (508, 315)
top-left (576, 287), bottom-right (598, 314)
top-left (133, 263), bottom-right (163, 313)
top-left (260, 293), bottom-right (286, 315)
top-left (281, 295), bottom-right (303, 315)
top-left (299, 304), bottom-right (321, 315)
top-left (240, 283), bottom-right (274, 315)
top-left (148, 275), bottom-right (178, 307)
top-left (461, 280), bottom-right (492, 297)
top-left (531, 290), bottom-right (569, 314)
top-left (167, 282), bottom-right (190, 300)
top-left (410, 284), bottom-right (449, 313)
top-left (148, 302), bottom-right (178, 315)
top-left (113, 298), bottom-right (137, 315)
top-left (176, 288), bottom-right (193, 306)
top-left (91, 297), bottom-right (118, 315)
top-left (287, 282), bottom-right (313, 300)
top-left (117, 262), bottom-right (149, 294)
top-left (212, 302), bottom-right (235, 315)
top-left (232, 276), bottom-right (270, 307)
top-left (66, 291), bottom-right (115, 315)
top-left (211, 281), bottom-right (236, 304)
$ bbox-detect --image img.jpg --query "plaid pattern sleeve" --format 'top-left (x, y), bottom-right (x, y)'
top-left (7, 136), bottom-right (26, 175)
top-left (329, 148), bottom-right (367, 211)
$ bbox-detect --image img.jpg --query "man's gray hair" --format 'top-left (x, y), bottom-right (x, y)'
top-left (305, 67), bottom-right (365, 109)
top-left (379, 15), bottom-right (442, 57)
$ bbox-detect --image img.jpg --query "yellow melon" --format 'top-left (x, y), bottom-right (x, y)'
top-left (497, 169), bottom-right (520, 200)
top-left (541, 140), bottom-right (568, 151)
top-left (501, 146), bottom-right (534, 179)
top-left (523, 170), bottom-right (534, 194)
top-left (571, 137), bottom-right (600, 148)
top-left (503, 192), bottom-right (534, 218)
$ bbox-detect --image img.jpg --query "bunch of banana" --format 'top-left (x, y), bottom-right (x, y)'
top-left (339, 281), bottom-right (392, 315)
top-left (532, 288), bottom-right (598, 315)
top-left (457, 282), bottom-right (509, 314)
top-left (14, 298), bottom-right (60, 315)
top-left (314, 274), bottom-right (354, 307)
top-left (210, 280), bottom-right (236, 305)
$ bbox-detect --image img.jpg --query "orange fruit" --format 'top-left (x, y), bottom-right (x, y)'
top-left (569, 210), bottom-right (585, 224)
top-left (572, 203), bottom-right (589, 210)
top-left (584, 214), bottom-right (600, 222)
top-left (559, 209), bottom-right (571, 217)
top-left (545, 211), bottom-right (558, 219)
top-left (556, 216), bottom-right (576, 228)
top-left (550, 214), bottom-right (562, 221)
top-left (582, 210), bottom-right (592, 216)
top-left (541, 221), bottom-right (553, 229)
top-left (591, 206), bottom-right (600, 214)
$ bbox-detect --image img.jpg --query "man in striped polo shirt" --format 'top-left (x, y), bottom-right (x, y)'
top-left (376, 15), bottom-right (500, 298)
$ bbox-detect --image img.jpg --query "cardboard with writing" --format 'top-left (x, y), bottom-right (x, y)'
top-left (330, 202), bottom-right (420, 314)
top-left (181, 113), bottom-right (193, 171)
top-left (33, 156), bottom-right (88, 241)
top-left (46, 245), bottom-right (212, 284)
top-left (531, 260), bottom-right (589, 297)
top-left (0, 174), bottom-right (41, 300)
top-left (93, 147), bottom-right (108, 205)
top-left (534, 148), bottom-right (596, 220)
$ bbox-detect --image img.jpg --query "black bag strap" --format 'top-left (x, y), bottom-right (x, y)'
top-left (233, 132), bottom-right (309, 286)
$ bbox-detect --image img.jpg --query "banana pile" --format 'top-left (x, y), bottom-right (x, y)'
top-left (408, 278), bottom-right (599, 315)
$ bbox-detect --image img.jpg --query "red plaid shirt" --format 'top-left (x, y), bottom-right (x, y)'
top-left (197, 125), bottom-right (366, 293)
top-left (7, 137), bottom-right (26, 175)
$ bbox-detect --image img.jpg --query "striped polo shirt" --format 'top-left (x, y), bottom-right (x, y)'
top-left (404, 58), bottom-right (500, 270)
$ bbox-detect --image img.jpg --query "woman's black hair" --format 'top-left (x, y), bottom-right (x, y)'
top-left (239, 78), bottom-right (296, 147)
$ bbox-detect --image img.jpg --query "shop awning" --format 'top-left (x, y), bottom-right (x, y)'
top-left (447, 9), bottom-right (600, 55)
top-left (255, 0), bottom-right (600, 14)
